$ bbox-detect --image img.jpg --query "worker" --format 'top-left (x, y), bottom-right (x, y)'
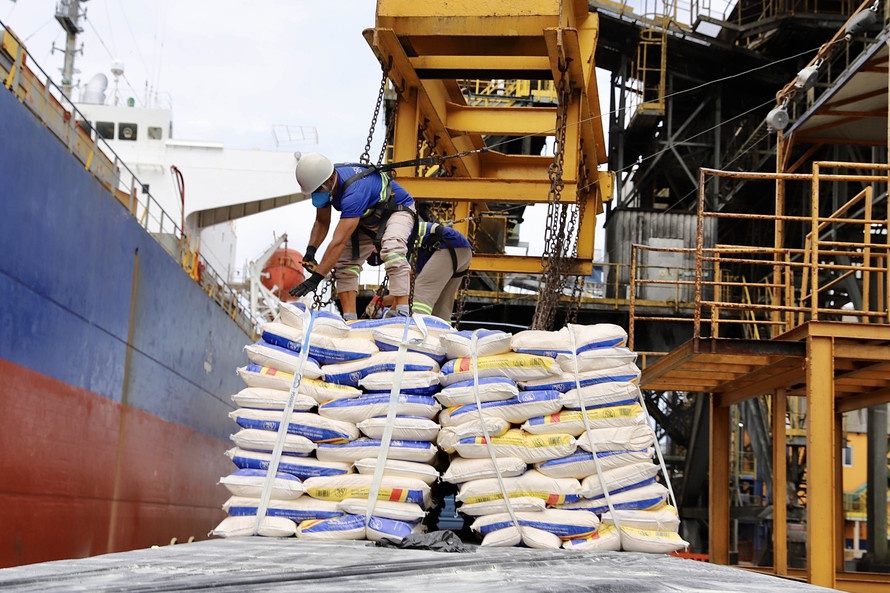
top-left (411, 220), bottom-right (473, 321)
top-left (288, 153), bottom-right (416, 320)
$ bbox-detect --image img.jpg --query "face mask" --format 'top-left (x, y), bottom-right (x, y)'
top-left (310, 176), bottom-right (333, 208)
top-left (311, 191), bottom-right (330, 208)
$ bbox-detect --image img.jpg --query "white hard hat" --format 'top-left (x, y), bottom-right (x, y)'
top-left (295, 152), bottom-right (334, 193)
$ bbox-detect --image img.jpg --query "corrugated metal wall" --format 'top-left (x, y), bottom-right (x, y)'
top-left (604, 209), bottom-right (716, 302)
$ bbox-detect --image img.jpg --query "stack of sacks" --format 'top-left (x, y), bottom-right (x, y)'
top-left (438, 325), bottom-right (687, 552)
top-left (513, 324), bottom-right (687, 552)
top-left (293, 313), bottom-right (454, 541)
top-left (211, 303), bottom-right (369, 538)
top-left (435, 329), bottom-right (589, 548)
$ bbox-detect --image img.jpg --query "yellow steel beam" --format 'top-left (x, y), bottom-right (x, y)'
top-left (834, 575), bottom-right (890, 592)
top-left (570, 0), bottom-right (592, 25)
top-left (422, 79), bottom-right (487, 174)
top-left (562, 87), bottom-right (581, 186)
top-left (396, 37), bottom-right (550, 60)
top-left (834, 342), bottom-right (890, 361)
top-left (393, 86), bottom-right (419, 164)
top-left (598, 170), bottom-right (614, 204)
top-left (409, 55), bottom-right (552, 74)
top-left (543, 27), bottom-right (586, 96)
top-left (399, 177), bottom-right (577, 203)
top-left (714, 364), bottom-right (805, 405)
top-left (544, 25), bottom-right (606, 184)
top-left (363, 28), bottom-right (477, 177)
top-left (475, 151), bottom-right (556, 179)
top-left (579, 15), bottom-right (608, 166)
top-left (451, 202), bottom-right (473, 240)
top-left (806, 335), bottom-right (837, 589)
top-left (772, 389), bottom-right (789, 575)
top-left (445, 102), bottom-right (558, 136)
top-left (836, 386), bottom-right (890, 413)
top-left (377, 0), bottom-right (573, 36)
top-left (471, 253), bottom-right (592, 275)
top-left (833, 412), bottom-right (845, 576)
top-left (575, 194), bottom-right (597, 260)
top-left (783, 319), bottom-right (890, 341)
top-left (710, 397), bottom-right (731, 565)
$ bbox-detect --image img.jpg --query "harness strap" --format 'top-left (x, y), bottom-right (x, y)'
top-left (451, 262), bottom-right (468, 279)
top-left (420, 222), bottom-right (465, 277)
top-left (336, 164), bottom-right (419, 262)
top-left (338, 163), bottom-right (380, 193)
top-left (350, 203), bottom-right (417, 260)
top-left (338, 164), bottom-right (393, 258)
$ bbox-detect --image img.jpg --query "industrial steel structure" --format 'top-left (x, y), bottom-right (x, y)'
top-left (364, 0), bottom-right (612, 329)
top-left (363, 1), bottom-right (890, 591)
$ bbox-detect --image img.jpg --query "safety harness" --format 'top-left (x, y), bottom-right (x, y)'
top-left (336, 163), bottom-right (417, 259)
top-left (418, 222), bottom-right (468, 278)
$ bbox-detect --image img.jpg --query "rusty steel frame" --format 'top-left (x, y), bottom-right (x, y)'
top-left (634, 159), bottom-right (890, 591)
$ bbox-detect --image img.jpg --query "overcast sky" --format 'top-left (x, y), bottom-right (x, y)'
top-left (3, 1), bottom-right (383, 153)
top-left (2, 0), bottom-right (605, 273)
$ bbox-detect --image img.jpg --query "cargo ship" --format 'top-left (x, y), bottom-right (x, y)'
top-left (0, 13), bottom-right (300, 566)
top-left (4, 1), bottom-right (890, 591)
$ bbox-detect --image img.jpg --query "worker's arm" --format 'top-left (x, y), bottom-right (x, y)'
top-left (307, 205), bottom-right (332, 250)
top-left (301, 206), bottom-right (332, 272)
top-left (314, 216), bottom-right (361, 277)
top-left (290, 207), bottom-right (346, 298)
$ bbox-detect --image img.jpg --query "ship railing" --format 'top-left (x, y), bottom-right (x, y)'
top-left (1, 21), bottom-right (259, 337)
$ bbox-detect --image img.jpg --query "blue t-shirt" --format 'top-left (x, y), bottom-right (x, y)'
top-left (330, 164), bottom-right (413, 219)
top-left (415, 220), bottom-right (472, 272)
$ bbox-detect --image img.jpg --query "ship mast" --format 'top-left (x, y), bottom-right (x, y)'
top-left (53, 0), bottom-right (88, 97)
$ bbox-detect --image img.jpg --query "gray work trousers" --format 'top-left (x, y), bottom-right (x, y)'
top-left (412, 246), bottom-right (473, 321)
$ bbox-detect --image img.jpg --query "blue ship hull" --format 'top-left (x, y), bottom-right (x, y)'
top-left (0, 59), bottom-right (251, 567)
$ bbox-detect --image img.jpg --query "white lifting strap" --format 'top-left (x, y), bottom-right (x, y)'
top-left (470, 330), bottom-right (522, 537)
top-left (568, 325), bottom-right (623, 546)
top-left (364, 314), bottom-right (428, 526)
top-left (253, 306), bottom-right (316, 535)
top-left (633, 373), bottom-right (680, 511)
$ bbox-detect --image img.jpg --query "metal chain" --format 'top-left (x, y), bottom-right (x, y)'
top-left (405, 118), bottom-right (434, 311)
top-left (377, 81), bottom-right (399, 166)
top-left (416, 118), bottom-right (430, 175)
top-left (454, 264), bottom-right (472, 329)
top-left (353, 59), bottom-right (401, 318)
top-left (312, 277), bottom-right (337, 310)
top-left (361, 58), bottom-right (392, 165)
top-left (362, 276), bottom-right (389, 319)
top-left (453, 203), bottom-right (476, 329)
top-left (531, 58), bottom-right (571, 330)
top-left (566, 141), bottom-right (590, 323)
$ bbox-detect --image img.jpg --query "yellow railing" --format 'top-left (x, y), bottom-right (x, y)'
top-left (596, 0), bottom-right (858, 33)
top-left (629, 162), bottom-right (890, 353)
top-left (459, 79), bottom-right (557, 107)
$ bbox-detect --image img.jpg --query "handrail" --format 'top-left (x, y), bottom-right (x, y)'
top-left (630, 162), bottom-right (890, 357)
top-left (1, 21), bottom-right (259, 337)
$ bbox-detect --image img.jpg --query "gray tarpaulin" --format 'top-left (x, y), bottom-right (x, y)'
top-left (0, 538), bottom-right (842, 592)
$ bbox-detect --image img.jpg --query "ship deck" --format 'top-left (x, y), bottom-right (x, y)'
top-left (0, 538), bottom-right (840, 592)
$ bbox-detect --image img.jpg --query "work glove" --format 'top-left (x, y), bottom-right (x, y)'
top-left (289, 272), bottom-right (324, 298)
top-left (301, 245), bottom-right (318, 273)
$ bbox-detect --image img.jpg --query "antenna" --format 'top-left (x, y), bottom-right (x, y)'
top-left (53, 0), bottom-right (90, 97)
top-left (110, 59), bottom-right (124, 106)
